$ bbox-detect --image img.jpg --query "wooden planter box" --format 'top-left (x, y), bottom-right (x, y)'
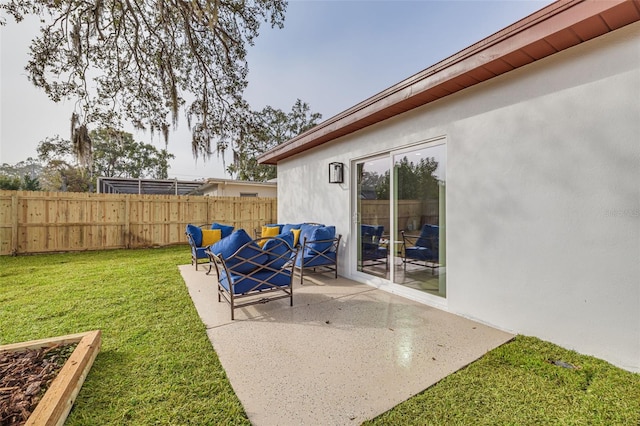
top-left (0, 330), bottom-right (101, 426)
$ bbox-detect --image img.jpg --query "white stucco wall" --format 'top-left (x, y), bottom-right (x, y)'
top-left (203, 183), bottom-right (277, 198)
top-left (276, 22), bottom-right (640, 371)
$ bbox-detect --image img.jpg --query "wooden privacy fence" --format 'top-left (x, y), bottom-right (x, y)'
top-left (0, 190), bottom-right (277, 255)
top-left (360, 199), bottom-right (439, 233)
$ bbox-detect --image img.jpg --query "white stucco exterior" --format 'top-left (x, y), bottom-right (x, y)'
top-left (276, 22), bottom-right (640, 371)
top-left (198, 179), bottom-right (277, 198)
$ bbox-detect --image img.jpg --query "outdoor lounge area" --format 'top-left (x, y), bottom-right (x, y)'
top-left (187, 222), bottom-right (342, 319)
top-left (179, 261), bottom-right (513, 425)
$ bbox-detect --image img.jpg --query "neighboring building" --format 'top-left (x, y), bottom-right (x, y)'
top-left (192, 178), bottom-right (277, 198)
top-left (259, 0), bottom-right (640, 371)
top-left (97, 176), bottom-right (204, 195)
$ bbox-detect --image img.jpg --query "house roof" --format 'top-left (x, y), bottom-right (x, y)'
top-left (96, 176), bottom-right (204, 195)
top-left (190, 178), bottom-right (277, 195)
top-left (258, 0), bottom-right (640, 165)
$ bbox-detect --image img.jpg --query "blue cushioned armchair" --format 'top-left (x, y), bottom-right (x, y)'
top-left (185, 224), bottom-right (211, 272)
top-left (186, 222), bottom-right (235, 271)
top-left (294, 224), bottom-right (341, 284)
top-left (401, 224), bottom-right (440, 273)
top-left (207, 230), bottom-right (298, 320)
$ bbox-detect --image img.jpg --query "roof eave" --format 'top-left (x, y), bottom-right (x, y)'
top-left (259, 0), bottom-right (640, 165)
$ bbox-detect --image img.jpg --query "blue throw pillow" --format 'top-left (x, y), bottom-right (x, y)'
top-left (208, 229), bottom-right (266, 273)
top-left (304, 226), bottom-right (336, 255)
top-left (416, 224), bottom-right (438, 248)
top-left (298, 223), bottom-right (321, 245)
top-left (211, 222), bottom-right (235, 238)
top-left (281, 223), bottom-right (302, 235)
top-left (262, 232), bottom-right (295, 268)
top-left (186, 224), bottom-right (203, 247)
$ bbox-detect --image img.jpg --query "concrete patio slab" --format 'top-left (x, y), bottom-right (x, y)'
top-left (179, 265), bottom-right (514, 425)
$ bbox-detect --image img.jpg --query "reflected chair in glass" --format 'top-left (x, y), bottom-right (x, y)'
top-left (401, 224), bottom-right (439, 273)
top-left (361, 224), bottom-right (388, 270)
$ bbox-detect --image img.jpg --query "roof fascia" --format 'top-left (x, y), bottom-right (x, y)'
top-left (258, 0), bottom-right (638, 165)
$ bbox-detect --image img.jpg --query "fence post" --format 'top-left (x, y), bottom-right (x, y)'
top-left (125, 197), bottom-right (131, 249)
top-left (207, 197), bottom-right (211, 225)
top-left (11, 193), bottom-right (18, 255)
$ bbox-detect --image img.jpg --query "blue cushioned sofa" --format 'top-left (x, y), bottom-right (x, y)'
top-left (206, 229), bottom-right (298, 320)
top-left (260, 223), bottom-right (341, 283)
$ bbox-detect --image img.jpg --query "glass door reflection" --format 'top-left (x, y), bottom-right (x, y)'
top-left (392, 143), bottom-right (446, 297)
top-left (356, 156), bottom-right (390, 278)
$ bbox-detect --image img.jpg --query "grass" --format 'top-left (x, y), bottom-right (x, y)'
top-left (1, 247), bottom-right (639, 425)
top-left (365, 336), bottom-right (640, 425)
top-left (0, 246), bottom-right (249, 425)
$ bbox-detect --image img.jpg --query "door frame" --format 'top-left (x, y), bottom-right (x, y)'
top-left (349, 137), bottom-right (448, 309)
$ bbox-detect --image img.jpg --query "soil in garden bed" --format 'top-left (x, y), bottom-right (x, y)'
top-left (0, 344), bottom-right (77, 426)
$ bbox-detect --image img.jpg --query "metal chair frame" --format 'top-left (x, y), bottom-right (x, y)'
top-left (296, 235), bottom-right (342, 284)
top-left (207, 236), bottom-right (298, 320)
top-left (186, 223), bottom-right (213, 272)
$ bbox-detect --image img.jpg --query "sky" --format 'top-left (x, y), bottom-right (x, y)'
top-left (0, 0), bottom-right (552, 181)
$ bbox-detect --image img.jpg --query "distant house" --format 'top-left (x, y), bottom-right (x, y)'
top-left (259, 0), bottom-right (640, 372)
top-left (97, 176), bottom-right (203, 195)
top-left (192, 178), bottom-right (277, 198)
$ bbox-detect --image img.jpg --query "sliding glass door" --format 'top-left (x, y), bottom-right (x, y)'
top-left (354, 141), bottom-right (446, 298)
top-left (356, 156), bottom-right (390, 278)
top-left (392, 143), bottom-right (446, 297)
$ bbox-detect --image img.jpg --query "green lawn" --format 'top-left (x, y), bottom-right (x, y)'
top-left (1, 247), bottom-right (639, 425)
top-left (0, 247), bottom-right (249, 425)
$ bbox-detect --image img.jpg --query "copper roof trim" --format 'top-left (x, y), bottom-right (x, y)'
top-left (259, 0), bottom-right (640, 165)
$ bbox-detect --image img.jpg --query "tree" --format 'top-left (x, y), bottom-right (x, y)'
top-left (22, 174), bottom-right (41, 191)
top-left (91, 128), bottom-right (174, 179)
top-left (0, 158), bottom-right (43, 180)
top-left (375, 156), bottom-right (439, 200)
top-left (1, 0), bottom-right (287, 159)
top-left (0, 158), bottom-right (43, 190)
top-left (226, 99), bottom-right (322, 181)
top-left (37, 129), bottom-right (175, 191)
top-left (0, 175), bottom-right (21, 190)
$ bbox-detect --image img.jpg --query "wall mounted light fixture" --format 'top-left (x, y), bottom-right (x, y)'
top-left (329, 162), bottom-right (344, 184)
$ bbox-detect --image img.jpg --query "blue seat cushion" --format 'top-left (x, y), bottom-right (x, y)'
top-left (219, 270), bottom-right (292, 294)
top-left (262, 232), bottom-right (295, 269)
top-left (194, 246), bottom-right (208, 259)
top-left (209, 229), bottom-right (267, 273)
top-left (186, 224), bottom-right (203, 247)
top-left (405, 246), bottom-right (437, 261)
top-left (211, 222), bottom-right (235, 238)
top-left (296, 251), bottom-right (337, 268)
top-left (363, 247), bottom-right (387, 261)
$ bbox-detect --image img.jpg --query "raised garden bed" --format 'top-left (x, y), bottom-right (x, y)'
top-left (0, 330), bottom-right (101, 425)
